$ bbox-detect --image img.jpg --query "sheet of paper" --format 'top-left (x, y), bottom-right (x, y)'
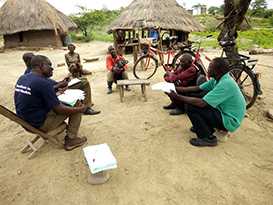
top-left (83, 144), bottom-right (118, 174)
top-left (68, 78), bottom-right (81, 87)
top-left (151, 82), bottom-right (176, 93)
top-left (58, 89), bottom-right (85, 106)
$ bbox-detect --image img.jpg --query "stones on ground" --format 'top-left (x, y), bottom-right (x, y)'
top-left (266, 109), bottom-right (273, 120)
top-left (17, 170), bottom-right (22, 175)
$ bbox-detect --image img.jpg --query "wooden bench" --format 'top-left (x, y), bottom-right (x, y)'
top-left (0, 105), bottom-right (66, 159)
top-left (117, 79), bottom-right (150, 102)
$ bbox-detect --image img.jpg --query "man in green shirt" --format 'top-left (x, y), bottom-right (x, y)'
top-left (168, 57), bottom-right (246, 147)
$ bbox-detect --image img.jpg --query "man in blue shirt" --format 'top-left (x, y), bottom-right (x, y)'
top-left (22, 53), bottom-right (100, 115)
top-left (15, 55), bottom-right (88, 151)
top-left (169, 58), bottom-right (246, 147)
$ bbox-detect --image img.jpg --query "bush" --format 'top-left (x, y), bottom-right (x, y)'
top-left (191, 29), bottom-right (273, 49)
top-left (70, 32), bottom-right (93, 42)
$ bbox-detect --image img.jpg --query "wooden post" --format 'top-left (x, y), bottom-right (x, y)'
top-left (141, 84), bottom-right (147, 102)
top-left (113, 31), bottom-right (118, 50)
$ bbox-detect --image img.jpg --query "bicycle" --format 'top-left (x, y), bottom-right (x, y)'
top-left (133, 36), bottom-right (179, 79)
top-left (172, 36), bottom-right (262, 109)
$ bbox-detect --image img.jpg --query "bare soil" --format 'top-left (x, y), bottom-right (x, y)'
top-left (0, 42), bottom-right (272, 205)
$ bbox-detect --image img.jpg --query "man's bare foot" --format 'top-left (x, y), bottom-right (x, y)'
top-left (64, 136), bottom-right (87, 151)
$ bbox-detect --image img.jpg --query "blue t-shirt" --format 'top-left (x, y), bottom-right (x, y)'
top-left (14, 73), bottom-right (60, 128)
top-left (24, 67), bottom-right (32, 75)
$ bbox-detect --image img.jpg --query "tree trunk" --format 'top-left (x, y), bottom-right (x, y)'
top-left (218, 0), bottom-right (252, 60)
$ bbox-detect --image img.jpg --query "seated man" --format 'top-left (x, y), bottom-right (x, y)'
top-left (163, 53), bottom-right (198, 115)
top-left (15, 55), bottom-right (88, 151)
top-left (168, 57), bottom-right (246, 147)
top-left (106, 46), bottom-right (130, 94)
top-left (65, 44), bottom-right (92, 77)
top-left (22, 53), bottom-right (100, 115)
top-left (22, 52), bottom-right (35, 75)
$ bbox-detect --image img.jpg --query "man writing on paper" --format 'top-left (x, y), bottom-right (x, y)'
top-left (168, 58), bottom-right (246, 147)
top-left (15, 55), bottom-right (88, 151)
top-left (163, 53), bottom-right (199, 115)
top-left (22, 53), bottom-right (100, 115)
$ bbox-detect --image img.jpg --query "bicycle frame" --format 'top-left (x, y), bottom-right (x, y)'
top-left (146, 44), bottom-right (175, 71)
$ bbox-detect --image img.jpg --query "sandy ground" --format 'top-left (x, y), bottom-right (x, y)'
top-left (0, 41), bottom-right (273, 205)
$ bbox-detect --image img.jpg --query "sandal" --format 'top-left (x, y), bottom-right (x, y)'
top-left (64, 136), bottom-right (87, 151)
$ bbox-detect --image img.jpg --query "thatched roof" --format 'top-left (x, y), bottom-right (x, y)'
top-left (109, 0), bottom-right (203, 33)
top-left (0, 0), bottom-right (77, 35)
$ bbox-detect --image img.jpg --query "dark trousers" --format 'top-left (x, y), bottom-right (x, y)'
top-left (186, 104), bottom-right (227, 139)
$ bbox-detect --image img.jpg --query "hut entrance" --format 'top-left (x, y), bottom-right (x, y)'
top-left (19, 32), bottom-right (24, 43)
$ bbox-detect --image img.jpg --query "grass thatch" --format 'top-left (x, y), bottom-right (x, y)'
top-left (0, 0), bottom-right (77, 35)
top-left (109, 0), bottom-right (203, 32)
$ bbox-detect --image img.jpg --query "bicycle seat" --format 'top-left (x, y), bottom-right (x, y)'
top-left (219, 40), bottom-right (236, 47)
top-left (238, 54), bottom-right (250, 60)
top-left (176, 41), bottom-right (192, 49)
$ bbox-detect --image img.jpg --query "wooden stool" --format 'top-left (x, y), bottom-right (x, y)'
top-left (117, 79), bottom-right (150, 102)
top-left (87, 171), bottom-right (111, 185)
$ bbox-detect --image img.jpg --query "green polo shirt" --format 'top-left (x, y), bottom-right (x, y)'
top-left (199, 73), bottom-right (246, 132)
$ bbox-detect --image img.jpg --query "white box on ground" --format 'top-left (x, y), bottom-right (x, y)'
top-left (83, 144), bottom-right (118, 174)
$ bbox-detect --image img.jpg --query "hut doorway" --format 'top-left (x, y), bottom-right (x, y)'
top-left (19, 32), bottom-right (24, 43)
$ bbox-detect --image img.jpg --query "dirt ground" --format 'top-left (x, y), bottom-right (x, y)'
top-left (0, 41), bottom-right (273, 205)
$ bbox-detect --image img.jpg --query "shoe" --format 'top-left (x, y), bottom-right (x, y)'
top-left (163, 103), bottom-right (176, 110)
top-left (84, 107), bottom-right (101, 115)
top-left (169, 108), bottom-right (185, 115)
top-left (64, 136), bottom-right (87, 151)
top-left (190, 126), bottom-right (196, 133)
top-left (189, 136), bottom-right (217, 147)
top-left (107, 88), bottom-right (113, 94)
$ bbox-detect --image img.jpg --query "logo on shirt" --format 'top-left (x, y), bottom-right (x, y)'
top-left (15, 84), bottom-right (32, 95)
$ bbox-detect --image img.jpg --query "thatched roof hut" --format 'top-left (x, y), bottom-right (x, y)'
top-left (0, 0), bottom-right (77, 48)
top-left (108, 0), bottom-right (202, 60)
top-left (109, 0), bottom-right (202, 33)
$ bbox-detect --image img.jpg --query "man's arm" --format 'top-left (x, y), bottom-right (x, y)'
top-left (77, 53), bottom-right (81, 64)
top-left (53, 103), bottom-right (87, 115)
top-left (176, 66), bottom-right (196, 82)
top-left (168, 91), bottom-right (208, 108)
top-left (65, 54), bottom-right (70, 67)
top-left (106, 55), bottom-right (114, 71)
top-left (175, 86), bottom-right (202, 94)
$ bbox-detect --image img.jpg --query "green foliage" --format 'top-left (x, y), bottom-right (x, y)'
top-left (91, 30), bottom-right (113, 42)
top-left (197, 15), bottom-right (220, 32)
top-left (250, 0), bottom-right (268, 17)
top-left (191, 29), bottom-right (273, 50)
top-left (249, 17), bottom-right (273, 28)
top-left (70, 7), bottom-right (120, 42)
top-left (240, 29), bottom-right (273, 49)
top-left (208, 6), bottom-right (220, 15)
top-left (270, 16), bottom-right (273, 26)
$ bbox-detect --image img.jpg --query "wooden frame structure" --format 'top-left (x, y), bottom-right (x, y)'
top-left (0, 105), bottom-right (66, 159)
top-left (112, 28), bottom-right (189, 64)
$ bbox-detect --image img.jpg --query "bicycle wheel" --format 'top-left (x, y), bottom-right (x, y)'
top-left (229, 65), bottom-right (258, 109)
top-left (133, 55), bottom-right (158, 79)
